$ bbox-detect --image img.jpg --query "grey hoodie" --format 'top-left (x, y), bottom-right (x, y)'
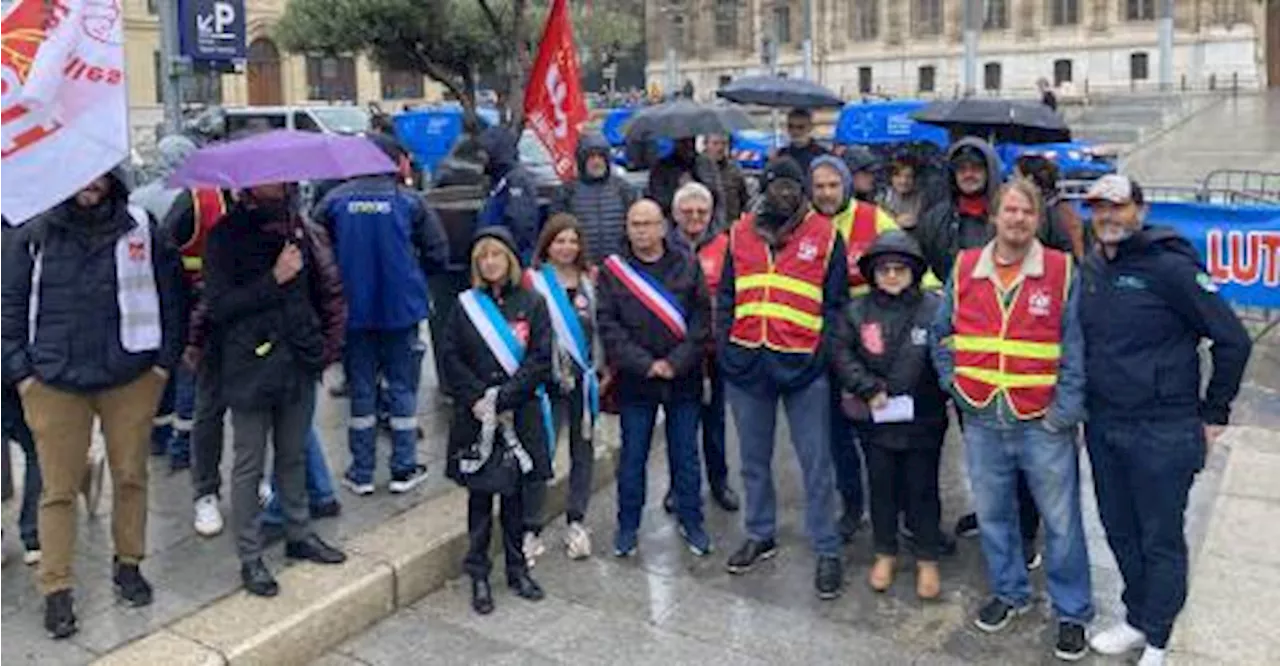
top-left (130, 134), bottom-right (199, 223)
top-left (915, 137), bottom-right (1003, 280)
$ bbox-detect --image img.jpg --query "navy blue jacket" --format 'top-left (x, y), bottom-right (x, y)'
top-left (1, 172), bottom-right (183, 392)
top-left (1079, 226), bottom-right (1252, 425)
top-left (716, 213), bottom-right (849, 394)
top-left (312, 175), bottom-right (448, 330)
top-left (478, 127), bottom-right (540, 260)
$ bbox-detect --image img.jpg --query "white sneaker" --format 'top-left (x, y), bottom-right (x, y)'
top-left (523, 532), bottom-right (545, 569)
top-left (23, 548), bottom-right (42, 565)
top-left (193, 494), bottom-right (225, 537)
top-left (1136, 645), bottom-right (1165, 666)
top-left (1089, 622), bottom-right (1146, 655)
top-left (564, 522), bottom-right (592, 560)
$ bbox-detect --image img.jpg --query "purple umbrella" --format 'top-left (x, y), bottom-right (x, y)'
top-left (167, 129), bottom-right (396, 189)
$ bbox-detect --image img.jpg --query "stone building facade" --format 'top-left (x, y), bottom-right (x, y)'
top-left (644, 0), bottom-right (1273, 99)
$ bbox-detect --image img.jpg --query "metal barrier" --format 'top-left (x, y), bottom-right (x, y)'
top-left (1201, 170), bottom-right (1280, 203)
top-left (1059, 176), bottom-right (1280, 206)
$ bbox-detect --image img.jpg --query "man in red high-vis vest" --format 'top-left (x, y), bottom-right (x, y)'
top-left (931, 180), bottom-right (1091, 661)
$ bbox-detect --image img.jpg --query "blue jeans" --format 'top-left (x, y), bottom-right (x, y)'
top-left (829, 387), bottom-right (865, 517)
top-left (1086, 417), bottom-right (1203, 648)
top-left (727, 376), bottom-right (840, 557)
top-left (965, 419), bottom-right (1093, 624)
top-left (345, 327), bottom-right (423, 484)
top-left (262, 428), bottom-right (337, 525)
top-left (617, 394), bottom-right (703, 536)
top-left (668, 370), bottom-right (729, 494)
top-left (170, 366), bottom-right (196, 465)
top-left (3, 385), bottom-right (41, 548)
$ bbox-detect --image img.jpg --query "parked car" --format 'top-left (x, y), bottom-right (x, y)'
top-left (223, 105), bottom-right (372, 136)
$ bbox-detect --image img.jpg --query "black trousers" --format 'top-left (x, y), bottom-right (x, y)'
top-left (867, 433), bottom-right (944, 560)
top-left (464, 485), bottom-right (527, 581)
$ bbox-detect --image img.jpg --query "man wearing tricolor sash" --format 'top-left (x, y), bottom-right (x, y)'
top-left (597, 199), bottom-right (713, 558)
top-left (441, 227), bottom-right (553, 615)
top-left (716, 157), bottom-right (849, 600)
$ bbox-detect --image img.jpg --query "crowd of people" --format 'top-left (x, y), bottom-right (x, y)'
top-left (1, 108), bottom-right (1254, 666)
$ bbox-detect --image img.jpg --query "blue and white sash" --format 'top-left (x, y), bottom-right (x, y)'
top-left (458, 289), bottom-right (557, 460)
top-left (528, 266), bottom-right (600, 423)
top-left (602, 254), bottom-right (687, 339)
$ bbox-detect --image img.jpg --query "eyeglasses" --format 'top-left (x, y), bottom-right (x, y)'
top-left (874, 263), bottom-right (912, 276)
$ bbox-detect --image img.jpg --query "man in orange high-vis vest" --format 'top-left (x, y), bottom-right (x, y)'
top-left (716, 157), bottom-right (849, 600)
top-left (931, 180), bottom-right (1092, 661)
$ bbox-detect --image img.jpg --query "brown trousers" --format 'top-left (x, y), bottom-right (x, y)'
top-left (22, 370), bottom-right (166, 594)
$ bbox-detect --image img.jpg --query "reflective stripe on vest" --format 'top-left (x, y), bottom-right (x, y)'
top-left (728, 211), bottom-right (836, 354)
top-left (835, 201), bottom-right (896, 296)
top-left (180, 189), bottom-right (227, 277)
top-left (950, 247), bottom-right (1071, 419)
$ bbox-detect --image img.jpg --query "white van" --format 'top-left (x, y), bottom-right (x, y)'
top-left (223, 105), bottom-right (372, 136)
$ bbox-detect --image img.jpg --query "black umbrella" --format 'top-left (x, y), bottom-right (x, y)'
top-left (716, 75), bottom-right (843, 109)
top-left (624, 100), bottom-right (755, 140)
top-left (911, 98), bottom-right (1071, 144)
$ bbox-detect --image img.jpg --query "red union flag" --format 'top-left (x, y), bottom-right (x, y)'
top-left (524, 0), bottom-right (587, 182)
top-left (2, 0), bottom-right (129, 224)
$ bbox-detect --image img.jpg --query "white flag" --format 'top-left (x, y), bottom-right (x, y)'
top-left (2, 0), bottom-right (131, 225)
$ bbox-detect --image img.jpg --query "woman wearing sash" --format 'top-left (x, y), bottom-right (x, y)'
top-left (597, 199), bottom-right (712, 558)
top-left (529, 214), bottom-right (602, 561)
top-left (441, 226), bottom-right (553, 615)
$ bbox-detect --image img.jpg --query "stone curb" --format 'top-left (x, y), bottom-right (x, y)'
top-left (92, 440), bottom-right (620, 666)
top-left (1169, 426), bottom-right (1280, 665)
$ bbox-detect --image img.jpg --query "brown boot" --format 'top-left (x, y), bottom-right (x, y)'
top-left (868, 555), bottom-right (896, 592)
top-left (916, 561), bottom-right (940, 600)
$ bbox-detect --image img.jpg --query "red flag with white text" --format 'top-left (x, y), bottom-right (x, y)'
top-left (524, 0), bottom-right (588, 182)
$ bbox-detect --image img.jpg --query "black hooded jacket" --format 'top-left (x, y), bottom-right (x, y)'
top-left (549, 133), bottom-right (636, 263)
top-left (1080, 225), bottom-right (1252, 425)
top-left (915, 138), bottom-right (1003, 281)
top-left (2, 169), bottom-right (183, 392)
top-left (831, 231), bottom-right (948, 448)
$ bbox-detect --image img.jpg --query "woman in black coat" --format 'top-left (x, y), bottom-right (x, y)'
top-left (831, 231), bottom-right (949, 600)
top-left (440, 226), bottom-right (552, 615)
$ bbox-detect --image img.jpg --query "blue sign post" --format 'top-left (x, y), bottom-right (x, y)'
top-left (178, 0), bottom-right (246, 63)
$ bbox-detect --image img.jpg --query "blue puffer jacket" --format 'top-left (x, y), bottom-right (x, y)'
top-left (478, 127), bottom-right (540, 260)
top-left (313, 174), bottom-right (449, 331)
top-left (1, 170), bottom-right (183, 392)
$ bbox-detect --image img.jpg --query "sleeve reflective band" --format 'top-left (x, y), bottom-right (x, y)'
top-left (181, 256), bottom-right (202, 271)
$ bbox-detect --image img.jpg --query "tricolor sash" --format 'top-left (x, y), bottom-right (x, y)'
top-left (458, 289), bottom-right (557, 460)
top-left (602, 254), bottom-right (687, 339)
top-left (528, 266), bottom-right (600, 425)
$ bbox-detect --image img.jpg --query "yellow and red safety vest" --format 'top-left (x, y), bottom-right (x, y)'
top-left (728, 212), bottom-right (837, 354)
top-left (179, 188), bottom-right (228, 286)
top-left (696, 232), bottom-right (730, 296)
top-left (833, 200), bottom-right (898, 296)
top-left (950, 247), bottom-right (1072, 419)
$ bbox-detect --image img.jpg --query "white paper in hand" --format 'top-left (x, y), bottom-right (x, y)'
top-left (871, 395), bottom-right (915, 424)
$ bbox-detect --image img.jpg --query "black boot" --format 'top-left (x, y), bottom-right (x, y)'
top-left (241, 559), bottom-right (279, 597)
top-left (44, 589), bottom-right (77, 639)
top-left (711, 486), bottom-right (741, 512)
top-left (507, 571), bottom-right (545, 601)
top-left (113, 558), bottom-right (153, 607)
top-left (471, 578), bottom-right (494, 615)
top-left (285, 534), bottom-right (347, 564)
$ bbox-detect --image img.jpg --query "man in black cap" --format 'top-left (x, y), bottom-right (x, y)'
top-left (717, 156), bottom-right (849, 600)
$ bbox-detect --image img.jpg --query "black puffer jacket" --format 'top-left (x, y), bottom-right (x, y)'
top-left (831, 232), bottom-right (948, 449)
top-left (549, 133), bottom-right (637, 263)
top-left (441, 281), bottom-right (553, 484)
top-left (2, 170), bottom-right (182, 392)
top-left (597, 241), bottom-right (710, 403)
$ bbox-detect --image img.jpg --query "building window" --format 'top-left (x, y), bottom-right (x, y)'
top-left (670, 14), bottom-right (686, 51)
top-left (380, 68), bottom-right (423, 100)
top-left (773, 6), bottom-right (792, 44)
top-left (851, 0), bottom-right (879, 41)
top-left (714, 0), bottom-right (739, 49)
top-left (1125, 0), bottom-right (1155, 20)
top-left (984, 62), bottom-right (1002, 91)
top-left (718, 74), bottom-right (733, 87)
top-left (913, 0), bottom-right (943, 36)
top-left (984, 0), bottom-right (1010, 30)
top-left (1130, 52), bottom-right (1149, 80)
top-left (306, 55), bottom-right (358, 102)
top-left (858, 66), bottom-right (873, 94)
top-left (918, 65), bottom-right (936, 93)
top-left (1053, 58), bottom-right (1074, 85)
top-left (1209, 0), bottom-right (1246, 26)
top-left (1046, 0), bottom-right (1079, 26)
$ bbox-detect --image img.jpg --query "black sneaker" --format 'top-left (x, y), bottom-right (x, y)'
top-left (955, 513), bottom-right (980, 538)
top-left (710, 486), bottom-right (741, 512)
top-left (507, 572), bottom-right (545, 601)
top-left (388, 464), bottom-right (429, 494)
top-left (838, 511), bottom-right (867, 544)
top-left (113, 558), bottom-right (153, 607)
top-left (241, 559), bottom-right (279, 597)
top-left (310, 499), bottom-right (342, 519)
top-left (471, 577), bottom-right (494, 615)
top-left (974, 597), bottom-right (1028, 633)
top-left (815, 556), bottom-right (843, 600)
top-left (662, 492), bottom-right (676, 515)
top-left (725, 539), bottom-right (778, 574)
top-left (285, 534), bottom-right (348, 564)
top-left (44, 589), bottom-right (77, 639)
top-left (1054, 621), bottom-right (1088, 661)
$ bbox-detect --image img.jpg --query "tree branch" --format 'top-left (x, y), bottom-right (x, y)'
top-left (475, 0), bottom-right (505, 37)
